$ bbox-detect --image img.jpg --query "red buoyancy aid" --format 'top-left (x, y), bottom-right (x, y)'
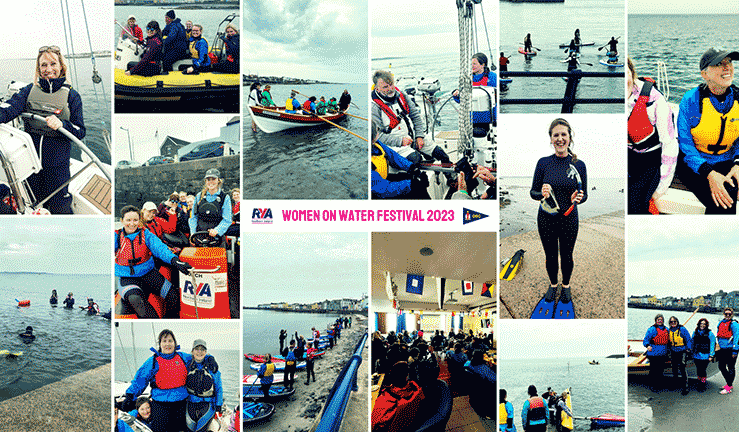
top-left (372, 88), bottom-right (410, 131)
top-left (115, 230), bottom-right (152, 274)
top-left (718, 320), bottom-right (734, 339)
top-left (526, 397), bottom-right (547, 425)
top-left (652, 326), bottom-right (669, 345)
top-left (473, 74), bottom-right (489, 86)
top-left (302, 100), bottom-right (313, 112)
top-left (371, 381), bottom-right (425, 432)
top-left (628, 79), bottom-right (660, 150)
top-left (153, 353), bottom-right (188, 389)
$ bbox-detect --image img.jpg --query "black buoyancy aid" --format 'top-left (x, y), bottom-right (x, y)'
top-left (186, 360), bottom-right (215, 398)
top-left (526, 396), bottom-right (547, 426)
top-left (693, 331), bottom-right (711, 354)
top-left (651, 326), bottom-right (669, 345)
top-left (196, 190), bottom-right (226, 232)
top-left (115, 229), bottom-right (152, 275)
top-left (24, 82), bottom-right (71, 137)
top-left (371, 143), bottom-right (388, 179)
top-left (717, 320), bottom-right (735, 339)
top-left (628, 79), bottom-right (661, 151)
top-left (152, 353), bottom-right (188, 389)
top-left (669, 326), bottom-right (686, 347)
top-left (372, 88), bottom-right (411, 133)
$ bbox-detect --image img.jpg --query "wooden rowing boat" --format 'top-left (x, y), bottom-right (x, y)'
top-left (248, 105), bottom-right (347, 134)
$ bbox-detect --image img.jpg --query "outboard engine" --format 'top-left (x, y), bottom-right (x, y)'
top-left (114, 37), bottom-right (142, 70)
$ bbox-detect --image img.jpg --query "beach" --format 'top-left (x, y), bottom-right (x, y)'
top-left (499, 211), bottom-right (625, 319)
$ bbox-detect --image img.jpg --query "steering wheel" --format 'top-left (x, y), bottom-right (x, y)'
top-left (190, 231), bottom-right (222, 247)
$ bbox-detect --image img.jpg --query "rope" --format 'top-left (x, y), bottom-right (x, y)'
top-left (60, 0), bottom-right (81, 89)
top-left (457, 0), bottom-right (474, 159)
top-left (478, 4), bottom-right (493, 62)
top-left (80, 0), bottom-right (110, 117)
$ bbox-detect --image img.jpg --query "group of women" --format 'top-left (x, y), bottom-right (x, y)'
top-left (115, 169), bottom-right (234, 318)
top-left (117, 330), bottom-right (223, 432)
top-left (122, 15), bottom-right (239, 77)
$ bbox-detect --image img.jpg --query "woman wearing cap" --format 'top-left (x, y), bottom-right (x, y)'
top-left (0, 46), bottom-right (85, 214)
top-left (121, 15), bottom-right (144, 43)
top-left (142, 200), bottom-right (176, 240)
top-left (125, 21), bottom-right (163, 77)
top-left (185, 339), bottom-right (223, 431)
top-left (121, 329), bottom-right (191, 432)
top-left (211, 23), bottom-right (239, 74)
top-left (529, 118), bottom-right (586, 319)
top-left (115, 205), bottom-right (192, 318)
top-left (189, 169), bottom-right (232, 246)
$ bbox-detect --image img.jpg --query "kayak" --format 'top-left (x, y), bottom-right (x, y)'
top-left (518, 47), bottom-right (536, 56)
top-left (242, 401), bottom-right (275, 424)
top-left (250, 361), bottom-right (306, 372)
top-left (562, 387), bottom-right (573, 430)
top-left (559, 42), bottom-right (595, 48)
top-left (590, 414), bottom-right (625, 428)
top-left (244, 354), bottom-right (285, 363)
top-left (243, 374), bottom-right (285, 385)
top-left (599, 58), bottom-right (624, 67)
top-left (243, 384), bottom-right (296, 401)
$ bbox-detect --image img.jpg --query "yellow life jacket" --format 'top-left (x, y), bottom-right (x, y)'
top-left (263, 362), bottom-right (275, 377)
top-left (286, 98), bottom-right (295, 111)
top-left (371, 143), bottom-right (388, 179)
top-left (189, 40), bottom-right (199, 59)
top-left (691, 88), bottom-right (739, 155)
top-left (499, 402), bottom-right (507, 426)
top-left (669, 327), bottom-right (685, 347)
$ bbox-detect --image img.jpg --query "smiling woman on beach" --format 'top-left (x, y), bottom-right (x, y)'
top-left (529, 118), bottom-right (587, 319)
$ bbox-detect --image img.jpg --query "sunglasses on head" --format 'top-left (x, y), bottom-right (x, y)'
top-left (39, 46), bottom-right (61, 54)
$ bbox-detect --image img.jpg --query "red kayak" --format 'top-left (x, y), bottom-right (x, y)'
top-left (244, 354), bottom-right (285, 363)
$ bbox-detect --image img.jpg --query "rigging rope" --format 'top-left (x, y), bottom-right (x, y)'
top-left (60, 0), bottom-right (81, 89)
top-left (457, 0), bottom-right (474, 159)
top-left (115, 323), bottom-right (134, 378)
top-left (80, 0), bottom-right (110, 119)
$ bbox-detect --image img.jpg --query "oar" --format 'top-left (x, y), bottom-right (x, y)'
top-left (683, 307), bottom-right (700, 326)
top-left (532, 46), bottom-right (541, 51)
top-left (598, 36), bottom-right (620, 51)
top-left (344, 112), bottom-right (367, 121)
top-left (291, 89), bottom-right (368, 141)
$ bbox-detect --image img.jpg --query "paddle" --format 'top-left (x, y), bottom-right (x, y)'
top-left (291, 89), bottom-right (368, 141)
top-left (344, 112), bottom-right (368, 121)
top-left (598, 36), bottom-right (620, 51)
top-left (532, 46), bottom-right (541, 51)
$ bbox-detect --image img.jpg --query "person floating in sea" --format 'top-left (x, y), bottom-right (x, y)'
top-left (83, 298), bottom-right (101, 316)
top-left (676, 47), bottom-right (739, 214)
top-left (643, 313), bottom-right (669, 391)
top-left (63, 292), bottom-right (75, 309)
top-left (716, 307), bottom-right (739, 394)
top-left (667, 316), bottom-right (692, 395)
top-left (18, 326), bottom-right (35, 343)
top-left (49, 289), bottom-right (58, 305)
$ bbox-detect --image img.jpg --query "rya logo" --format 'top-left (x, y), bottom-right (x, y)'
top-left (252, 208), bottom-right (273, 224)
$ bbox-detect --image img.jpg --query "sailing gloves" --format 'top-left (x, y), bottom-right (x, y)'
top-left (171, 257), bottom-right (192, 274)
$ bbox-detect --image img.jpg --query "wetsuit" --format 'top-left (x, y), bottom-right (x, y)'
top-left (185, 355), bottom-right (223, 432)
top-left (521, 396), bottom-right (548, 432)
top-left (339, 92), bottom-right (351, 111)
top-left (125, 350), bottom-right (192, 432)
top-left (668, 325), bottom-right (692, 391)
top-left (677, 84), bottom-right (739, 214)
top-left (716, 318), bottom-right (739, 388)
top-left (0, 78), bottom-right (85, 214)
top-left (63, 296), bottom-right (75, 308)
top-left (643, 324), bottom-right (669, 389)
top-left (692, 328), bottom-right (716, 384)
top-left (128, 34), bottom-right (162, 77)
top-left (530, 154), bottom-right (587, 286)
top-left (50, 295), bottom-right (58, 305)
top-left (607, 39), bottom-right (618, 56)
top-left (628, 78), bottom-right (678, 213)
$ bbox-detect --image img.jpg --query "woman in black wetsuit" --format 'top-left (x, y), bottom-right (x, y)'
top-left (530, 118), bottom-right (587, 318)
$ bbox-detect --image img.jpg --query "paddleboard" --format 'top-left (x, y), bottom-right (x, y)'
top-left (242, 401), bottom-right (275, 424)
top-left (243, 374), bottom-right (285, 385)
top-left (518, 47), bottom-right (536, 56)
top-left (243, 384), bottom-right (296, 401)
top-left (249, 361), bottom-right (306, 372)
top-left (0, 350), bottom-right (22, 358)
top-left (599, 58), bottom-right (624, 67)
top-left (559, 42), bottom-right (595, 48)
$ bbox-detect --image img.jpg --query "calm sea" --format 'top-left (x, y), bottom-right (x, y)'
top-left (500, 176), bottom-right (624, 238)
top-left (500, 357), bottom-right (625, 431)
top-left (0, 273), bottom-right (110, 402)
top-left (243, 82), bottom-right (368, 200)
top-left (242, 309), bottom-right (345, 356)
top-left (500, 0), bottom-right (625, 113)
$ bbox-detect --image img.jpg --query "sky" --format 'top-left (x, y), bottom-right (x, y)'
top-left (115, 115), bottom-right (234, 163)
top-left (0, 218), bottom-right (110, 274)
top-left (628, 0), bottom-right (739, 14)
top-left (371, 0), bottom-right (498, 59)
top-left (500, 320), bottom-right (624, 360)
top-left (498, 114), bottom-right (626, 178)
top-left (628, 218), bottom-right (739, 297)
top-left (244, 232), bottom-right (368, 306)
top-left (242, 0), bottom-right (368, 83)
top-left (113, 321), bottom-right (239, 352)
top-left (2, 0), bottom-right (111, 59)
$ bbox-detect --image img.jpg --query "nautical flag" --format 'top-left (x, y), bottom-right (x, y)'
top-left (462, 280), bottom-right (473, 296)
top-left (481, 283), bottom-right (492, 298)
top-left (406, 274), bottom-right (424, 295)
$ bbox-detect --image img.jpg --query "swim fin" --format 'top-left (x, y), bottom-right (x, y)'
top-left (530, 285), bottom-right (558, 319)
top-left (554, 287), bottom-right (576, 319)
top-left (499, 249), bottom-right (525, 280)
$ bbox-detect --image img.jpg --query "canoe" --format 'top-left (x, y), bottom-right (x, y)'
top-left (243, 374), bottom-right (285, 385)
top-left (518, 47), bottom-right (537, 56)
top-left (249, 361), bottom-right (306, 372)
top-left (243, 384), bottom-right (296, 401)
top-left (242, 401), bottom-right (275, 424)
top-left (590, 414), bottom-right (625, 428)
top-left (248, 105), bottom-right (347, 134)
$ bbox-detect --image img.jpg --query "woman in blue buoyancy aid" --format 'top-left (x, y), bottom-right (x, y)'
top-left (189, 169), bottom-right (232, 248)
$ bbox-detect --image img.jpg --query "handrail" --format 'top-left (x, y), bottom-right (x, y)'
top-left (315, 332), bottom-right (368, 432)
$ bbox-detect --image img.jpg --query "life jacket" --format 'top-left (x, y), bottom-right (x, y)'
top-left (186, 360), bottom-right (215, 398)
top-left (499, 402), bottom-right (508, 426)
top-left (371, 143), bottom-right (388, 179)
top-left (196, 190), bottom-right (226, 232)
top-left (24, 82), bottom-right (71, 137)
top-left (651, 326), bottom-right (669, 345)
top-left (152, 353), bottom-right (187, 390)
top-left (669, 327), bottom-right (686, 347)
top-left (286, 98), bottom-right (297, 111)
top-left (371, 381), bottom-right (425, 432)
top-left (717, 320), bottom-right (735, 339)
top-left (302, 100), bottom-right (313, 112)
top-left (189, 39), bottom-right (199, 59)
top-left (115, 229), bottom-right (152, 276)
top-left (526, 396), bottom-right (547, 427)
top-left (473, 72), bottom-right (490, 86)
top-left (317, 101), bottom-right (327, 115)
top-left (146, 217), bottom-right (164, 238)
top-left (691, 84), bottom-right (739, 155)
top-left (260, 362), bottom-right (275, 378)
top-left (372, 88), bottom-right (412, 134)
top-left (628, 79), bottom-right (661, 151)
top-left (693, 331), bottom-right (711, 354)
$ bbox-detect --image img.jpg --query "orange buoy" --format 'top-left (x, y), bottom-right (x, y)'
top-left (17, 300), bottom-right (30, 307)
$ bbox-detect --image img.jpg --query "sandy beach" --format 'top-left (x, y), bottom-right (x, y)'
top-left (246, 314), bottom-right (369, 432)
top-left (499, 211), bottom-right (625, 319)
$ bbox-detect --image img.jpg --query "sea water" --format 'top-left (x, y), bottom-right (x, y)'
top-left (0, 272), bottom-right (110, 403)
top-left (242, 82), bottom-right (368, 200)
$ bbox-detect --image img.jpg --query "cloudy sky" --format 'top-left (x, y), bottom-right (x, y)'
top-left (629, 0), bottom-right (739, 14)
top-left (114, 321), bottom-right (239, 352)
top-left (0, 218), bottom-right (110, 274)
top-left (628, 218), bottom-right (739, 297)
top-left (115, 114), bottom-right (234, 163)
top-left (243, 0), bottom-right (368, 83)
top-left (500, 320), bottom-right (624, 359)
top-left (243, 232), bottom-right (368, 306)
